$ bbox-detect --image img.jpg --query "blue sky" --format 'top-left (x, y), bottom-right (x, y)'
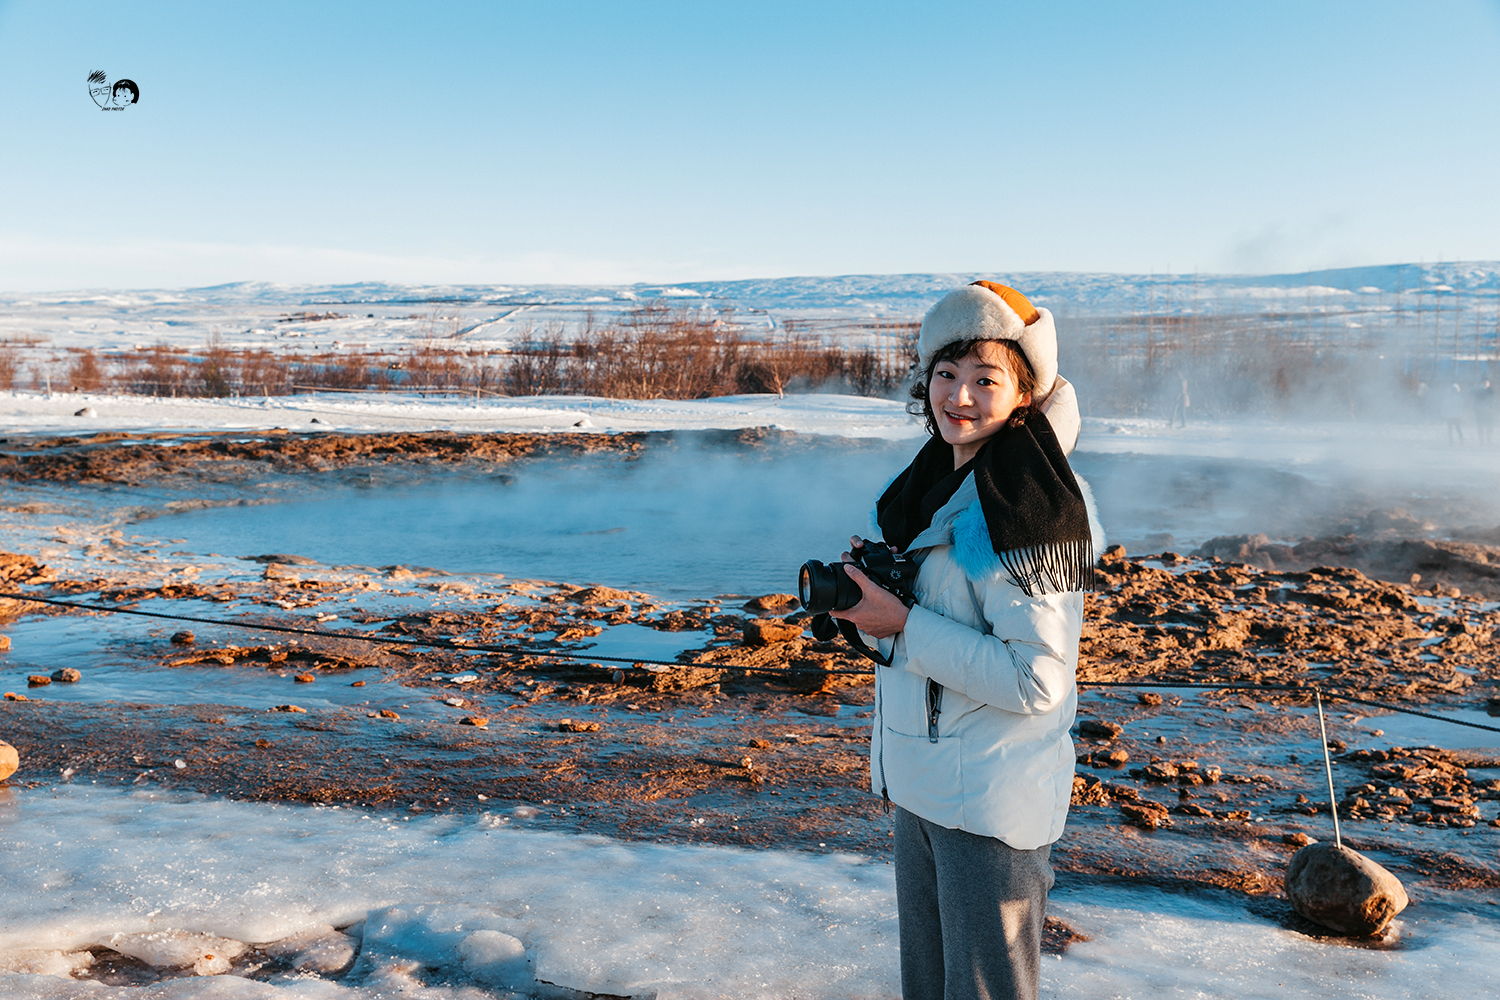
top-left (1, 0), bottom-right (1498, 290)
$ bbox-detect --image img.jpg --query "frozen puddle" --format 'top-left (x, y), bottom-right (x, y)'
top-left (3, 788), bottom-right (1498, 999)
top-left (1047, 886), bottom-right (1500, 1000)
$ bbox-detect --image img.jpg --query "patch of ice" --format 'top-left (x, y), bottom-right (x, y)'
top-left (2, 787), bottom-right (1498, 998)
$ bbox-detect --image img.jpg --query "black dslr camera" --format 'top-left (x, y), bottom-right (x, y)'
top-left (799, 538), bottom-right (918, 615)
top-left (798, 538), bottom-right (917, 665)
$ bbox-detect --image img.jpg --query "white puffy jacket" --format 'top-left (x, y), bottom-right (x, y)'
top-left (865, 459), bottom-right (1102, 851)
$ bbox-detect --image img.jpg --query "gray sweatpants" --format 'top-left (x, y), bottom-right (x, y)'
top-left (894, 807), bottom-right (1054, 1000)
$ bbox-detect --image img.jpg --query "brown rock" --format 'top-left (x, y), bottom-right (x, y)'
top-left (459, 716), bottom-right (489, 727)
top-left (0, 552), bottom-right (53, 584)
top-left (1142, 762), bottom-right (1180, 781)
top-left (171, 631), bottom-right (196, 645)
top-left (0, 636), bottom-right (10, 652)
top-left (1078, 719), bottom-right (1124, 740)
top-left (350, 680), bottom-right (365, 687)
top-left (4, 692), bottom-right (27, 701)
top-left (744, 593), bottom-right (800, 612)
top-left (1088, 748), bottom-right (1130, 768)
top-left (293, 673), bottom-right (315, 684)
top-left (51, 668), bottom-right (82, 683)
top-left (1099, 544), bottom-right (1127, 565)
top-left (1137, 692), bottom-right (1163, 706)
top-left (1119, 801), bottom-right (1172, 830)
top-left (0, 739), bottom-right (18, 781)
top-left (272, 704), bottom-right (308, 713)
top-left (742, 618), bottom-right (804, 646)
top-left (558, 719), bottom-right (600, 733)
top-left (748, 739), bottom-right (771, 749)
top-left (1285, 842), bottom-right (1409, 937)
top-left (1283, 832), bottom-right (1315, 847)
top-left (378, 709), bottom-right (400, 720)
top-left (26, 675), bottom-right (50, 687)
top-left (1071, 774), bottom-right (1112, 806)
top-left (569, 585), bottom-right (632, 606)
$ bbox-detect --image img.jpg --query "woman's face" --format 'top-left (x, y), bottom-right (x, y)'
top-left (928, 342), bottom-right (1032, 466)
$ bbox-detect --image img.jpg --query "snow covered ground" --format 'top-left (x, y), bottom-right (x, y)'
top-left (3, 786), bottom-right (1498, 1000)
top-left (1, 388), bottom-right (923, 439)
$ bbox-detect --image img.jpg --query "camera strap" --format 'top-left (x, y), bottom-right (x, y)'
top-left (810, 612), bottom-right (894, 667)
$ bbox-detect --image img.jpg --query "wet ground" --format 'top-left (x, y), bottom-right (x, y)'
top-left (3, 428), bottom-right (1500, 976)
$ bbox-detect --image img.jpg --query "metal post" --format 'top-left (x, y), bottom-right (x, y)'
top-left (1316, 688), bottom-right (1343, 849)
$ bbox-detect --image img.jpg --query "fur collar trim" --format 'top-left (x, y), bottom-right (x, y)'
top-left (952, 474), bottom-right (1106, 584)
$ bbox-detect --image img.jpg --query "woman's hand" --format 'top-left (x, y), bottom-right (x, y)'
top-left (830, 562), bottom-right (910, 638)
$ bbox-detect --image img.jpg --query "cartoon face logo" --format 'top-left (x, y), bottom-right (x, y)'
top-left (111, 79), bottom-right (139, 107)
top-left (88, 70), bottom-right (111, 108)
top-left (87, 71), bottom-right (139, 110)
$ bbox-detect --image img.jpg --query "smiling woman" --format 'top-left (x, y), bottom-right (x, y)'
top-left (830, 281), bottom-right (1103, 1000)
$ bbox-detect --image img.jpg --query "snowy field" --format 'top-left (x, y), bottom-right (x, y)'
top-left (4, 274), bottom-right (1500, 996)
top-left (2, 263), bottom-right (1498, 357)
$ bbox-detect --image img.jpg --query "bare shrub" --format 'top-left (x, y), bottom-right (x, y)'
top-left (0, 342), bottom-right (23, 390)
top-left (125, 343), bottom-right (190, 396)
top-left (65, 349), bottom-right (108, 392)
top-left (200, 333), bottom-right (235, 397)
top-left (0, 306), bottom-right (916, 402)
top-left (238, 350), bottom-right (293, 396)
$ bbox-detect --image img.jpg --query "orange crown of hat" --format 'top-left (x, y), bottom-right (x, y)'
top-left (916, 280), bottom-right (1058, 402)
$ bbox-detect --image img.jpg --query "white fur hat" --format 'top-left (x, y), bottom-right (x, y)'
top-left (917, 281), bottom-right (1058, 404)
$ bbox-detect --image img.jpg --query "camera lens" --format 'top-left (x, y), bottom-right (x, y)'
top-left (798, 560), bottom-right (862, 614)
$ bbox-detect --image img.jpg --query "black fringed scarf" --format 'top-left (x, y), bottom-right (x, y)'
top-left (876, 412), bottom-right (1095, 596)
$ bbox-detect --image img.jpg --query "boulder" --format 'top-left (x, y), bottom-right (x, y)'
top-left (51, 668), bottom-right (82, 683)
top-left (742, 618), bottom-right (804, 646)
top-left (744, 593), bottom-right (800, 612)
top-left (568, 585), bottom-right (632, 606)
top-left (0, 740), bottom-right (17, 780)
top-left (1285, 842), bottom-right (1408, 936)
top-left (1089, 748), bottom-right (1129, 768)
top-left (1119, 800), bottom-right (1172, 830)
top-left (0, 552), bottom-right (54, 584)
top-left (1078, 719), bottom-right (1124, 740)
top-left (1099, 544), bottom-right (1127, 565)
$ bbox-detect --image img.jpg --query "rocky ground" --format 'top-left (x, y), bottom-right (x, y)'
top-left (3, 428), bottom-right (1500, 967)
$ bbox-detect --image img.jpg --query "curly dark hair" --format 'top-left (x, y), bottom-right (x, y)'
top-left (907, 338), bottom-right (1038, 437)
top-left (112, 79), bottom-right (139, 103)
